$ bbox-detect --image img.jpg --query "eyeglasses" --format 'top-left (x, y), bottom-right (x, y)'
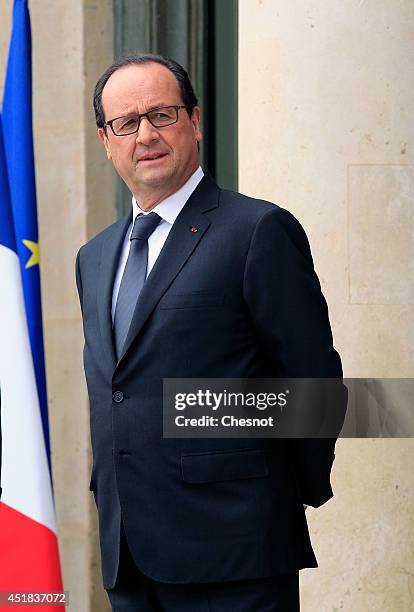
top-left (104, 105), bottom-right (186, 136)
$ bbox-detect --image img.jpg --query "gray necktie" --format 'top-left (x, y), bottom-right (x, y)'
top-left (114, 212), bottom-right (161, 359)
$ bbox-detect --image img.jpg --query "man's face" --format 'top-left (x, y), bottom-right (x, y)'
top-left (98, 62), bottom-right (202, 204)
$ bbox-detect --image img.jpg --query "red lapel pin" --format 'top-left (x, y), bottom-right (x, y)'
top-left (190, 226), bottom-right (198, 233)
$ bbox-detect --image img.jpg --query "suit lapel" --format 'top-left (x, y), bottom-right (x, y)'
top-left (97, 213), bottom-right (132, 370)
top-left (117, 175), bottom-right (220, 366)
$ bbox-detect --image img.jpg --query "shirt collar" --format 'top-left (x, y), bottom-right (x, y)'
top-left (132, 166), bottom-right (204, 226)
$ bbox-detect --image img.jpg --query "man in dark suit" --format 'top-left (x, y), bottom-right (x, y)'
top-left (76, 53), bottom-right (345, 611)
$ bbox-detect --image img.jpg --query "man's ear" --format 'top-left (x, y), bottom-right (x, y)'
top-left (98, 127), bottom-right (112, 160)
top-left (190, 106), bottom-right (202, 143)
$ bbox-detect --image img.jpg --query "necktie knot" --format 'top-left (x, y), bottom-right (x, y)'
top-left (131, 212), bottom-right (162, 242)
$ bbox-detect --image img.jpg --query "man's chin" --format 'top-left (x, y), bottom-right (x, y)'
top-left (135, 159), bottom-right (167, 176)
top-left (131, 166), bottom-right (177, 195)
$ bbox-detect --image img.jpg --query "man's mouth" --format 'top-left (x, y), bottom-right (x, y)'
top-left (137, 152), bottom-right (167, 163)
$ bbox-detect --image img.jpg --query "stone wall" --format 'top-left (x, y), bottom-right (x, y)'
top-left (239, 2), bottom-right (414, 610)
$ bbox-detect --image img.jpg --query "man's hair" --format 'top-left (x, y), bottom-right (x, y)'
top-left (93, 53), bottom-right (199, 131)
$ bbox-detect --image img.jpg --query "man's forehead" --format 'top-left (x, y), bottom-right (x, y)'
top-left (103, 62), bottom-right (180, 104)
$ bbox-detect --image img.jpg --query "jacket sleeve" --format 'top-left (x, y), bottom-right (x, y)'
top-left (243, 205), bottom-right (346, 507)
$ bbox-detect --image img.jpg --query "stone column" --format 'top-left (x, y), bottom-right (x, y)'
top-left (239, 2), bottom-right (413, 610)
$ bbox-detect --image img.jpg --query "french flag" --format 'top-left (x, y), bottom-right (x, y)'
top-left (0, 0), bottom-right (63, 608)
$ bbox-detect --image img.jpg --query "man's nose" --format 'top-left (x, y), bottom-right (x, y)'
top-left (135, 116), bottom-right (159, 145)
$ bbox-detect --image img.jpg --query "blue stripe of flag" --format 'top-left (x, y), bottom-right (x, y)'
top-left (0, 117), bottom-right (16, 253)
top-left (2, 0), bottom-right (51, 468)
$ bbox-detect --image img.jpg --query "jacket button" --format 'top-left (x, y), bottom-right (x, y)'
top-left (112, 390), bottom-right (124, 403)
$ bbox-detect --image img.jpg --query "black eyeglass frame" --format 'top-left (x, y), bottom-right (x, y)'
top-left (104, 105), bottom-right (187, 136)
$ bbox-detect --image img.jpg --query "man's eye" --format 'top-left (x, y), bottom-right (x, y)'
top-left (120, 118), bottom-right (137, 128)
top-left (154, 112), bottom-right (170, 119)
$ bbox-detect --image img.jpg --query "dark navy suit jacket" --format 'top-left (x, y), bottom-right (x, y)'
top-left (76, 175), bottom-right (345, 589)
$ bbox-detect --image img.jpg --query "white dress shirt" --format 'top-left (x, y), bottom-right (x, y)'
top-left (111, 166), bottom-right (204, 322)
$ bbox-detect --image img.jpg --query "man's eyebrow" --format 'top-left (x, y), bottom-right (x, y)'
top-left (121, 103), bottom-right (173, 117)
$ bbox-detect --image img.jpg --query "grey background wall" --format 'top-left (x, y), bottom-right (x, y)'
top-left (0, 1), bottom-right (413, 610)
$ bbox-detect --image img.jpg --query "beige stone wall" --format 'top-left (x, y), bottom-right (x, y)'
top-left (1, 1), bottom-right (114, 610)
top-left (239, 1), bottom-right (413, 610)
